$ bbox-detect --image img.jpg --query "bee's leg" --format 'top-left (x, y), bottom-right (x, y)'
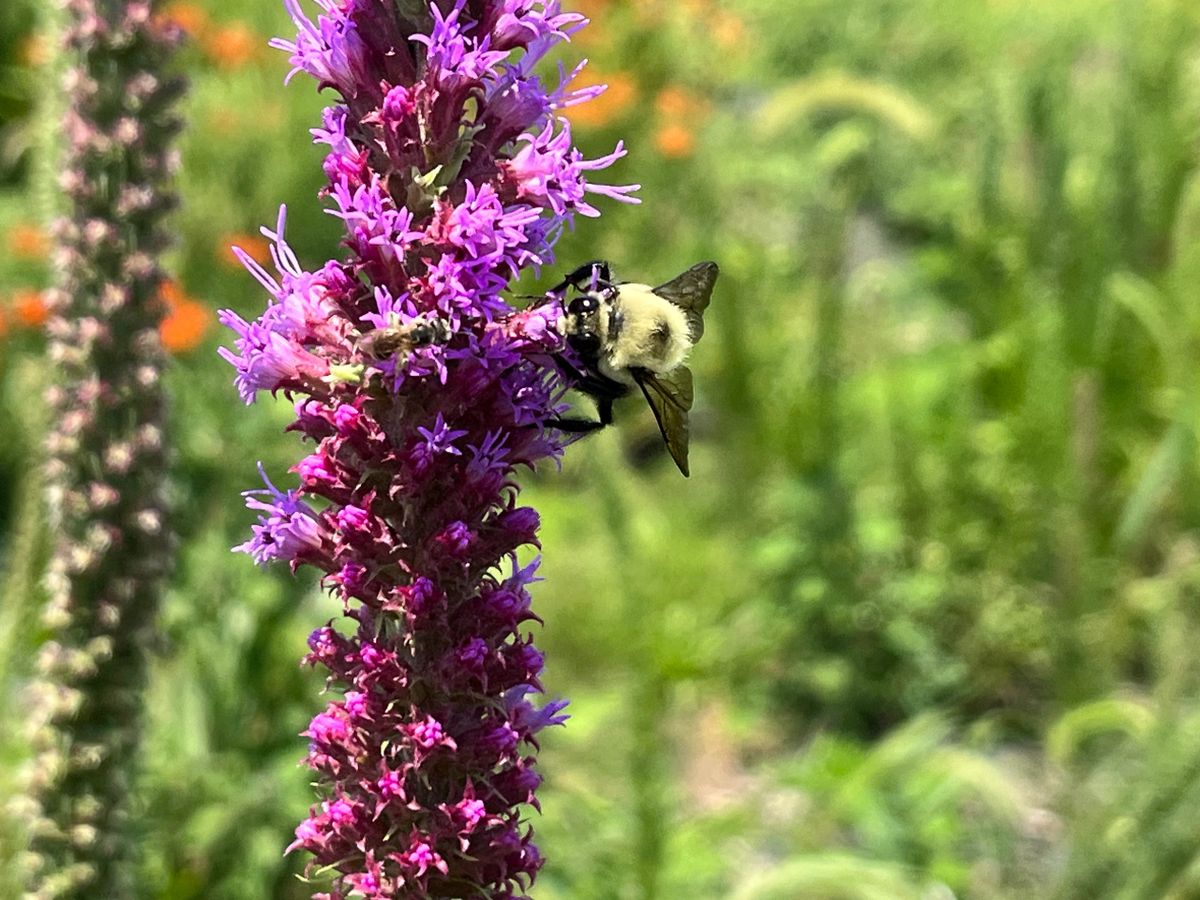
top-left (552, 353), bottom-right (589, 382)
top-left (548, 393), bottom-right (609, 431)
top-left (549, 417), bottom-right (607, 434)
top-left (551, 354), bottom-right (626, 401)
top-left (571, 373), bottom-right (622, 399)
top-left (550, 260), bottom-right (612, 294)
top-left (548, 384), bottom-right (618, 435)
top-left (595, 394), bottom-right (614, 426)
top-left (585, 261), bottom-right (613, 292)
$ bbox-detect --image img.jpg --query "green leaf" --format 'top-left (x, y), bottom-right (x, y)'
top-left (756, 73), bottom-right (937, 142)
top-left (1047, 697), bottom-right (1155, 766)
top-left (1099, 272), bottom-right (1173, 367)
top-left (730, 854), bottom-right (929, 900)
top-left (1115, 419), bottom-right (1194, 552)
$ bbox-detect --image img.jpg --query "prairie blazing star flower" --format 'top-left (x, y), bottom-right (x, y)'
top-left (221, 1), bottom-right (637, 896)
top-left (26, 2), bottom-right (184, 898)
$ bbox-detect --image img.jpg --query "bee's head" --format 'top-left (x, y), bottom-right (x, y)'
top-left (568, 293), bottom-right (598, 314)
top-left (565, 290), bottom-right (607, 361)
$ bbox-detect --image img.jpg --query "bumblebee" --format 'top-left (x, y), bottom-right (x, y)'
top-left (551, 259), bottom-right (718, 476)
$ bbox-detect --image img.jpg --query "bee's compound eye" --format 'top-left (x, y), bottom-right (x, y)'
top-left (569, 330), bottom-right (602, 356)
top-left (568, 294), bottom-right (599, 316)
top-left (409, 324), bottom-right (434, 345)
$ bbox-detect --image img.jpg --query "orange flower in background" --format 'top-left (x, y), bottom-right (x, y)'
top-left (630, 2), bottom-right (665, 27)
top-left (654, 123), bottom-right (696, 159)
top-left (220, 232), bottom-right (272, 269)
top-left (204, 22), bottom-right (261, 70)
top-left (7, 224), bottom-right (49, 260)
top-left (712, 10), bottom-right (747, 51)
top-left (13, 290), bottom-right (48, 328)
top-left (570, 0), bottom-right (609, 15)
top-left (160, 280), bottom-right (187, 307)
top-left (207, 102), bottom-right (283, 136)
top-left (161, 2), bottom-right (210, 36)
top-left (653, 86), bottom-right (708, 159)
top-left (655, 86), bottom-right (707, 122)
top-left (159, 280), bottom-right (210, 353)
top-left (206, 107), bottom-right (243, 136)
top-left (570, 0), bottom-right (609, 47)
top-left (562, 70), bottom-right (636, 129)
top-left (19, 34), bottom-right (50, 67)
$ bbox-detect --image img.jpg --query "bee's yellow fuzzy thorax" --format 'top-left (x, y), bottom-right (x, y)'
top-left (602, 284), bottom-right (692, 376)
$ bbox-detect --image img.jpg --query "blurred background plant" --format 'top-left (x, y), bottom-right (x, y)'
top-left (5, 0), bottom-right (1200, 897)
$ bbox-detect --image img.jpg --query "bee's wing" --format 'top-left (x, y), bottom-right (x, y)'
top-left (652, 261), bottom-right (719, 343)
top-left (633, 366), bottom-right (694, 477)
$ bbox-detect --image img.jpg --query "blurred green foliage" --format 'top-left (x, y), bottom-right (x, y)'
top-left (5, 0), bottom-right (1200, 896)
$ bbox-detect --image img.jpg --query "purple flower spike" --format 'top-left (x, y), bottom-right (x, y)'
top-left (27, 1), bottom-right (184, 897)
top-left (221, 1), bottom-right (637, 896)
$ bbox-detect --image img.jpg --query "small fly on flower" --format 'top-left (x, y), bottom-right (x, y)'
top-left (356, 315), bottom-right (451, 361)
top-left (550, 260), bottom-right (719, 477)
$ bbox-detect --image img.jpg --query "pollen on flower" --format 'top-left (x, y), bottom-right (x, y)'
top-left (13, 289), bottom-right (48, 328)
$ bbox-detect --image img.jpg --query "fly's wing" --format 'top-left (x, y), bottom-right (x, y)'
top-left (633, 366), bottom-right (694, 477)
top-left (652, 261), bottom-right (719, 343)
